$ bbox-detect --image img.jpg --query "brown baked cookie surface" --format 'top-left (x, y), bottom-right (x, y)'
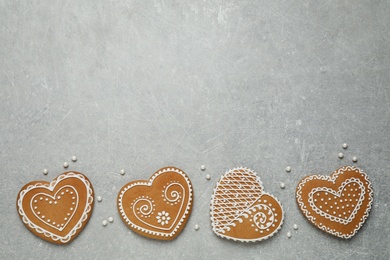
top-left (210, 167), bottom-right (284, 242)
top-left (117, 167), bottom-right (193, 240)
top-left (16, 171), bottom-right (94, 244)
top-left (296, 166), bottom-right (373, 239)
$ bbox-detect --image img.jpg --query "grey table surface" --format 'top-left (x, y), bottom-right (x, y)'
top-left (1, 0), bottom-right (389, 259)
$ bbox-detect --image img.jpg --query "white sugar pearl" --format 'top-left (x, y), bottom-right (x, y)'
top-left (108, 217), bottom-right (114, 223)
top-left (286, 231), bottom-right (292, 238)
top-left (43, 169), bottom-right (48, 175)
top-left (338, 153), bottom-right (344, 159)
top-left (194, 224), bottom-right (200, 230)
top-left (293, 224), bottom-right (298, 230)
top-left (102, 220), bottom-right (108, 226)
top-left (120, 169), bottom-right (125, 175)
top-left (71, 156), bottom-right (77, 162)
top-left (63, 162), bottom-right (69, 168)
top-left (352, 157), bottom-right (358, 162)
top-left (200, 165), bottom-right (206, 171)
top-left (97, 196), bottom-right (102, 202)
top-left (285, 166), bottom-right (292, 172)
top-left (206, 174), bottom-right (211, 180)
top-left (342, 143), bottom-right (348, 149)
top-left (280, 182), bottom-right (286, 189)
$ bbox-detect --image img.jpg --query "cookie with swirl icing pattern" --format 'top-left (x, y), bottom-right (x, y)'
top-left (117, 167), bottom-right (193, 240)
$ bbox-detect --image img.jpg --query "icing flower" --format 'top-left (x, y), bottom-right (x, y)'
top-left (156, 211), bottom-right (171, 226)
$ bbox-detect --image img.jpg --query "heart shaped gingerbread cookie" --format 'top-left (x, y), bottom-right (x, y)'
top-left (210, 167), bottom-right (284, 242)
top-left (117, 167), bottom-right (193, 240)
top-left (296, 166), bottom-right (373, 239)
top-left (16, 172), bottom-right (94, 244)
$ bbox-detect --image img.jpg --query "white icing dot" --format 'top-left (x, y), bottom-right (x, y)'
top-left (285, 166), bottom-right (292, 172)
top-left (54, 201), bottom-right (57, 205)
top-left (352, 157), bottom-right (358, 162)
top-left (279, 182), bottom-right (286, 189)
top-left (49, 201), bottom-right (52, 204)
top-left (108, 217), bottom-right (114, 223)
top-left (64, 217), bottom-right (68, 221)
top-left (71, 156), bottom-right (77, 162)
top-left (102, 220), bottom-right (108, 226)
top-left (47, 219), bottom-right (51, 223)
top-left (293, 224), bottom-right (298, 230)
top-left (42, 215), bottom-right (45, 219)
top-left (45, 198), bottom-right (48, 201)
top-left (338, 153), bottom-right (344, 159)
top-left (200, 165), bottom-right (206, 171)
top-left (57, 196), bottom-right (61, 199)
top-left (206, 174), bottom-right (211, 180)
top-left (194, 224), bottom-right (200, 230)
top-left (43, 169), bottom-right (48, 175)
top-left (120, 169), bottom-right (125, 175)
top-left (286, 232), bottom-right (292, 238)
top-left (342, 143), bottom-right (348, 149)
top-left (63, 162), bottom-right (69, 168)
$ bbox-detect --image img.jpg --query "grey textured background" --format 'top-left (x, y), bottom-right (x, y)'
top-left (1, 0), bottom-right (389, 259)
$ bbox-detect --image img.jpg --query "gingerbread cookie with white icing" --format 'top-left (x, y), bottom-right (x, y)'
top-left (16, 171), bottom-right (94, 244)
top-left (210, 167), bottom-right (284, 242)
top-left (296, 166), bottom-right (373, 239)
top-left (117, 167), bottom-right (193, 240)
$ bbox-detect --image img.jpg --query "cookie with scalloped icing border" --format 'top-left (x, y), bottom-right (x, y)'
top-left (117, 167), bottom-right (193, 240)
top-left (16, 171), bottom-right (94, 244)
top-left (296, 166), bottom-right (373, 239)
top-left (210, 167), bottom-right (284, 242)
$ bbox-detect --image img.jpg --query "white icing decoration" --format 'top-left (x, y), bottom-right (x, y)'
top-left (308, 178), bottom-right (365, 225)
top-left (63, 162), bottom-right (69, 168)
top-left (17, 172), bottom-right (94, 243)
top-left (30, 185), bottom-right (79, 231)
top-left (210, 167), bottom-right (284, 242)
top-left (296, 166), bottom-right (373, 239)
top-left (118, 167), bottom-right (192, 238)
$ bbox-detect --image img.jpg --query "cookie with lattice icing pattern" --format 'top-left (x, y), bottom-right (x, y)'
top-left (296, 166), bottom-right (373, 239)
top-left (16, 171), bottom-right (94, 244)
top-left (117, 167), bottom-right (193, 240)
top-left (210, 167), bottom-right (284, 242)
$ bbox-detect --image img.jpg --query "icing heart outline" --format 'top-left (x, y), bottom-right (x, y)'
top-left (308, 177), bottom-right (366, 225)
top-left (17, 172), bottom-right (94, 244)
top-left (31, 185), bottom-right (79, 231)
top-left (296, 166), bottom-right (373, 239)
top-left (210, 167), bottom-right (284, 242)
top-left (117, 167), bottom-right (193, 239)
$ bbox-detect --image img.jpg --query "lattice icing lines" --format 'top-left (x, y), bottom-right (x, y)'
top-left (296, 166), bottom-right (373, 239)
top-left (210, 167), bottom-right (284, 242)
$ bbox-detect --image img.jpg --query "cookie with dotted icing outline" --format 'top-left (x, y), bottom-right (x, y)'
top-left (296, 166), bottom-right (373, 239)
top-left (16, 171), bottom-right (94, 244)
top-left (117, 167), bottom-right (193, 240)
top-left (210, 167), bottom-right (284, 242)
